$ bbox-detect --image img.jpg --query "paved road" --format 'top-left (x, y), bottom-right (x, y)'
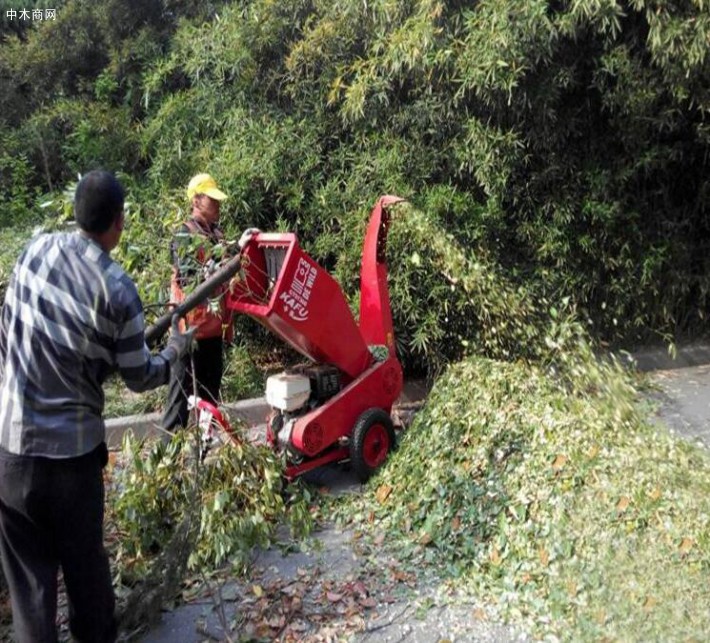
top-left (647, 363), bottom-right (710, 448)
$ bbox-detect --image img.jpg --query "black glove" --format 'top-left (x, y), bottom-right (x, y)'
top-left (161, 314), bottom-right (196, 364)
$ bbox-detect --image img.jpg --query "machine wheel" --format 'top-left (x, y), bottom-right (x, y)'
top-left (350, 408), bottom-right (396, 483)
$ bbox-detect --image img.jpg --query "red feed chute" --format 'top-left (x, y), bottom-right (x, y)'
top-left (227, 233), bottom-right (372, 380)
top-left (359, 195), bottom-right (406, 356)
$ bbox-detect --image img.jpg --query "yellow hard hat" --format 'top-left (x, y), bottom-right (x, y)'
top-left (186, 173), bottom-right (227, 201)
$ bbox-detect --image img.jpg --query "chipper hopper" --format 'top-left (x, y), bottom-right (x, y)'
top-left (147, 195), bottom-right (406, 481)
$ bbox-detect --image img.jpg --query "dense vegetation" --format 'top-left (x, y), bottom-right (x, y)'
top-left (2, 0), bottom-right (710, 364)
top-left (2, 1), bottom-right (710, 639)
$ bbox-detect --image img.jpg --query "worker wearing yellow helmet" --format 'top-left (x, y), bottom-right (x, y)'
top-left (162, 173), bottom-right (233, 431)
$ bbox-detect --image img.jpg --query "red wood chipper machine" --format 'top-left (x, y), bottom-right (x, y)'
top-left (147, 196), bottom-right (406, 481)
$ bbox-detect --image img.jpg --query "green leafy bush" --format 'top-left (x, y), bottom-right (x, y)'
top-left (221, 344), bottom-right (264, 401)
top-left (0, 134), bottom-right (42, 228)
top-left (109, 429), bottom-right (314, 578)
top-left (5, 0), bottom-right (710, 349)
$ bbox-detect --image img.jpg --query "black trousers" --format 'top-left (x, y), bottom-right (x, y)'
top-left (0, 443), bottom-right (116, 643)
top-left (161, 336), bottom-right (224, 430)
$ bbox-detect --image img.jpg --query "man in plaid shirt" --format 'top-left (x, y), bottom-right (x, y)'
top-left (0, 171), bottom-right (193, 642)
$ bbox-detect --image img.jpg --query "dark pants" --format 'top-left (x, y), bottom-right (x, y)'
top-left (162, 336), bottom-right (224, 430)
top-left (0, 443), bottom-right (116, 643)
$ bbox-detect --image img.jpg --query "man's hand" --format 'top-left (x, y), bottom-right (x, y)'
top-left (238, 227), bottom-right (261, 250)
top-left (165, 314), bottom-right (197, 362)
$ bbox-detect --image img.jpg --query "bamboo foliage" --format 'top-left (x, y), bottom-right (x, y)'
top-left (1, 0), bottom-right (710, 366)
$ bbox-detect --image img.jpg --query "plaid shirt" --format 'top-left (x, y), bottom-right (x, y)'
top-left (0, 232), bottom-right (170, 457)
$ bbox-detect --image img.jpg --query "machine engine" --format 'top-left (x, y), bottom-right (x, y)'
top-left (266, 365), bottom-right (342, 455)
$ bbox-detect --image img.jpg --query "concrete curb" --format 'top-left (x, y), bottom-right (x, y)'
top-left (105, 380), bottom-right (431, 449)
top-left (105, 343), bottom-right (710, 446)
top-left (105, 398), bottom-right (271, 448)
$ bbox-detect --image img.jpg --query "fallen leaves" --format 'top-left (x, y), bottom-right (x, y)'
top-left (375, 484), bottom-right (393, 504)
top-left (180, 562), bottom-right (392, 642)
top-left (328, 354), bottom-right (710, 642)
top-left (473, 607), bottom-right (488, 621)
top-left (679, 537), bottom-right (694, 556)
top-left (643, 595), bottom-right (657, 612)
top-left (616, 496), bottom-right (631, 513)
top-left (647, 487), bottom-right (662, 501)
top-left (389, 566), bottom-right (417, 587)
top-left (489, 546), bottom-right (501, 566)
top-left (552, 454), bottom-right (568, 471)
top-left (538, 546), bottom-right (550, 567)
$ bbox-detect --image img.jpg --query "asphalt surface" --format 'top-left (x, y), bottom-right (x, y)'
top-left (647, 363), bottom-right (710, 449)
top-left (134, 347), bottom-right (710, 643)
top-left (137, 473), bottom-right (529, 643)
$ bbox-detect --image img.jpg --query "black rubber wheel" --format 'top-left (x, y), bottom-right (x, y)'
top-left (350, 408), bottom-right (396, 483)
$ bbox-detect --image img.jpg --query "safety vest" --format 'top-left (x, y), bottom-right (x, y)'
top-left (170, 217), bottom-right (233, 341)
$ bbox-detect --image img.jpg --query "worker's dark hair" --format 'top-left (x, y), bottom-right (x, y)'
top-left (74, 170), bottom-right (124, 234)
